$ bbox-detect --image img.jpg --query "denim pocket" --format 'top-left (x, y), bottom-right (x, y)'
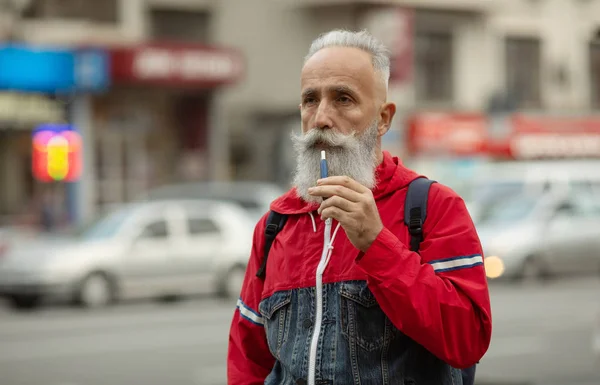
top-left (259, 290), bottom-right (292, 358)
top-left (340, 281), bottom-right (389, 352)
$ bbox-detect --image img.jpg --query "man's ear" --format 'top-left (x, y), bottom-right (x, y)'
top-left (378, 102), bottom-right (396, 137)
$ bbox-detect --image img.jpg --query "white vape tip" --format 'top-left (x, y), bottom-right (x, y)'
top-left (321, 150), bottom-right (326, 160)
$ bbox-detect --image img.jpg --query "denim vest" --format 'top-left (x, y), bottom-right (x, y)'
top-left (259, 280), bottom-right (463, 385)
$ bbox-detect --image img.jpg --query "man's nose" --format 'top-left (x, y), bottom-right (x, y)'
top-left (313, 100), bottom-right (334, 130)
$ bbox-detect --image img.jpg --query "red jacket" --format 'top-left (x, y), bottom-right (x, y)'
top-left (228, 151), bottom-right (492, 383)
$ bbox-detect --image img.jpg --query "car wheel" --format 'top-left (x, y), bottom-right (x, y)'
top-left (218, 266), bottom-right (246, 300)
top-left (8, 294), bottom-right (41, 310)
top-left (76, 273), bottom-right (114, 309)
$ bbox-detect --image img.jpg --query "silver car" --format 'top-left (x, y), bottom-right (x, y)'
top-left (594, 312), bottom-right (600, 364)
top-left (476, 190), bottom-right (600, 281)
top-left (0, 199), bottom-right (255, 309)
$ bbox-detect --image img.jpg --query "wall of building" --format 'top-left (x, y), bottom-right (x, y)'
top-left (11, 0), bottom-right (600, 117)
top-left (2, 0), bottom-right (599, 203)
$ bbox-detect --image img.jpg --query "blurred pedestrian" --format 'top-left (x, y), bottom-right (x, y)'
top-left (39, 191), bottom-right (55, 232)
top-left (228, 29), bottom-right (491, 385)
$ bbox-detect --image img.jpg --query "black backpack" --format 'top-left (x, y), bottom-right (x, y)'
top-left (255, 177), bottom-right (476, 385)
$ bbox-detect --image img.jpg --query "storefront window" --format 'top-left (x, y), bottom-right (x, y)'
top-left (415, 30), bottom-right (454, 103)
top-left (23, 0), bottom-right (118, 23)
top-left (506, 36), bottom-right (542, 109)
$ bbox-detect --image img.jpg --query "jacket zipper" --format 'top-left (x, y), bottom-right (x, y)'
top-left (307, 217), bottom-right (332, 385)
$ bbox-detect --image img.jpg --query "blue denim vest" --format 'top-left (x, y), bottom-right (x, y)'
top-left (259, 280), bottom-right (463, 385)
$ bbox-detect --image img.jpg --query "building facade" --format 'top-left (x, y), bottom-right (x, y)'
top-left (1, 0), bottom-right (599, 225)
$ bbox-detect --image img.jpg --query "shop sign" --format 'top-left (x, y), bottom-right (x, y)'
top-left (406, 112), bottom-right (600, 159)
top-left (32, 123), bottom-right (82, 182)
top-left (406, 112), bottom-right (487, 157)
top-left (110, 43), bottom-right (244, 87)
top-left (510, 133), bottom-right (600, 159)
top-left (0, 92), bottom-right (65, 126)
top-left (509, 115), bottom-right (600, 159)
top-left (0, 44), bottom-right (109, 93)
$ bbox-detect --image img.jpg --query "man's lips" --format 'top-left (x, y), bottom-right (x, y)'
top-left (314, 141), bottom-right (330, 149)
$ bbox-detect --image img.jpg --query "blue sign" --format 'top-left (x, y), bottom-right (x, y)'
top-left (75, 49), bottom-right (110, 92)
top-left (0, 44), bottom-right (109, 93)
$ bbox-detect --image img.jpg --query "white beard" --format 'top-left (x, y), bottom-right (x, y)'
top-left (290, 120), bottom-right (379, 203)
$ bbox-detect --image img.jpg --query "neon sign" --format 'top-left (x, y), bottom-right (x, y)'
top-left (32, 124), bottom-right (82, 182)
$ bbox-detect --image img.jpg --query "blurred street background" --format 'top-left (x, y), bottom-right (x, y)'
top-left (0, 0), bottom-right (599, 384)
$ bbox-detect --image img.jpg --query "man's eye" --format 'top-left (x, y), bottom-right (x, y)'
top-left (337, 96), bottom-right (352, 104)
top-left (303, 98), bottom-right (316, 105)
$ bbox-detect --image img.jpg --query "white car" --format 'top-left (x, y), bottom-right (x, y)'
top-left (0, 199), bottom-right (255, 309)
top-left (476, 189), bottom-right (600, 281)
top-left (594, 312), bottom-right (600, 360)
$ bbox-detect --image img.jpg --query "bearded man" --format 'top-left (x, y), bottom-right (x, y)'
top-left (228, 29), bottom-right (492, 385)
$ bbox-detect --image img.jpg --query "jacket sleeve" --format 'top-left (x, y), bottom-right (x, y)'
top-left (356, 183), bottom-right (492, 369)
top-left (227, 215), bottom-right (275, 384)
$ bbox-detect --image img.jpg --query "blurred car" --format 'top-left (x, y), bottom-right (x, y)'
top-left (476, 189), bottom-right (600, 281)
top-left (140, 181), bottom-right (285, 222)
top-left (594, 313), bottom-right (600, 361)
top-left (0, 226), bottom-right (37, 257)
top-left (462, 159), bottom-right (600, 222)
top-left (0, 199), bottom-right (255, 309)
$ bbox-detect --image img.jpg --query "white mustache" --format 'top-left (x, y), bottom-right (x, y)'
top-left (293, 129), bottom-right (359, 150)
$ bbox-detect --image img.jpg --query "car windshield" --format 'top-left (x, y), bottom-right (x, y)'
top-left (76, 206), bottom-right (135, 240)
top-left (477, 194), bottom-right (539, 225)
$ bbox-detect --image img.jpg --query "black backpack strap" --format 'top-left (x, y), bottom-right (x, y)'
top-left (404, 177), bottom-right (436, 253)
top-left (404, 177), bottom-right (477, 384)
top-left (256, 210), bottom-right (288, 279)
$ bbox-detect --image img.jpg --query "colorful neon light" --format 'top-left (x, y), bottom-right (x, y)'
top-left (32, 124), bottom-right (82, 182)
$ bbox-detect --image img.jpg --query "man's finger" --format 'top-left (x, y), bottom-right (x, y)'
top-left (320, 206), bottom-right (350, 224)
top-left (317, 176), bottom-right (370, 193)
top-left (308, 185), bottom-right (362, 202)
top-left (318, 195), bottom-right (355, 215)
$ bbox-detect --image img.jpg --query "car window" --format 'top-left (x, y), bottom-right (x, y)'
top-left (469, 181), bottom-right (526, 206)
top-left (187, 218), bottom-right (220, 235)
top-left (477, 194), bottom-right (540, 225)
top-left (78, 206), bottom-right (136, 240)
top-left (550, 186), bottom-right (600, 218)
top-left (570, 180), bottom-right (595, 195)
top-left (139, 220), bottom-right (169, 239)
top-left (568, 193), bottom-right (600, 218)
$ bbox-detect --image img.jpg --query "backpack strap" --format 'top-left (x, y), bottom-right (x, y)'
top-left (404, 177), bottom-right (477, 385)
top-left (404, 177), bottom-right (436, 253)
top-left (256, 210), bottom-right (288, 279)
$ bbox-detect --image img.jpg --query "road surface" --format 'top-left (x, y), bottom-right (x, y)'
top-left (0, 278), bottom-right (598, 385)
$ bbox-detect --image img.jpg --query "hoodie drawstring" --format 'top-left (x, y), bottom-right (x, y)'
top-left (324, 222), bottom-right (341, 267)
top-left (308, 211), bottom-right (317, 232)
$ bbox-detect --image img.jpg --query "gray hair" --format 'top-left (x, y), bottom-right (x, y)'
top-left (304, 29), bottom-right (391, 88)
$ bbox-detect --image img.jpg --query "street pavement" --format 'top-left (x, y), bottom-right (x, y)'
top-left (0, 278), bottom-right (598, 385)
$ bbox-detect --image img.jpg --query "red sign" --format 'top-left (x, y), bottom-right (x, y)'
top-left (509, 115), bottom-right (600, 159)
top-left (110, 43), bottom-right (244, 87)
top-left (406, 113), bottom-right (487, 156)
top-left (32, 124), bottom-right (82, 182)
top-left (406, 112), bottom-right (600, 160)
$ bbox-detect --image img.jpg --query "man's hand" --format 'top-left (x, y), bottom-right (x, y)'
top-left (308, 176), bottom-right (383, 252)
